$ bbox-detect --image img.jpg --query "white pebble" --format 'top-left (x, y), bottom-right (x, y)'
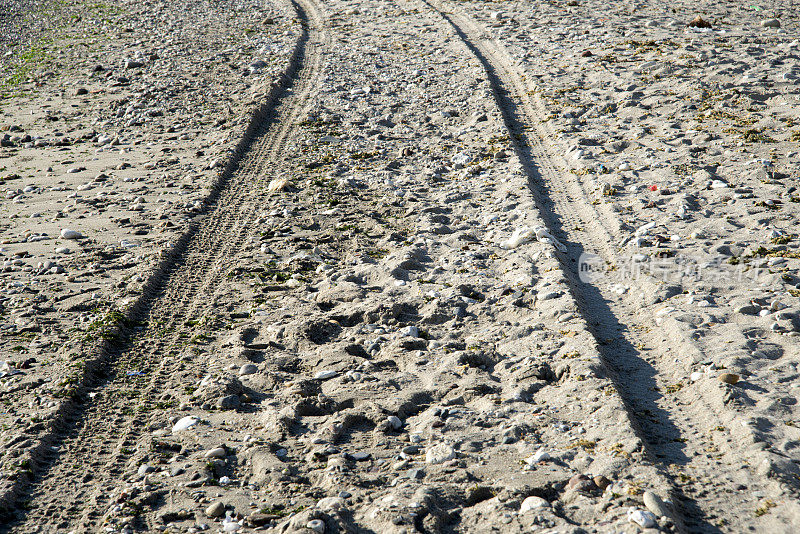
top-left (314, 370), bottom-right (337, 380)
top-left (387, 415), bottom-right (403, 430)
top-left (520, 496), bottom-right (550, 513)
top-left (171, 415), bottom-right (199, 433)
top-left (239, 363), bottom-right (258, 376)
top-left (426, 442), bottom-right (456, 464)
top-left (627, 507), bottom-right (657, 528)
top-left (60, 228), bottom-right (83, 240)
top-left (524, 448), bottom-right (551, 464)
top-left (204, 447), bottom-right (226, 458)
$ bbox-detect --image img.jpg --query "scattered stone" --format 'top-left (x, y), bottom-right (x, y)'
top-left (239, 363), bottom-right (258, 376)
top-left (643, 490), bottom-right (671, 518)
top-left (719, 373), bottom-right (740, 385)
top-left (172, 415), bottom-right (199, 433)
top-left (204, 447), bottom-right (227, 459)
top-left (306, 519), bottom-right (325, 533)
top-left (205, 501), bottom-right (225, 518)
top-left (60, 228), bottom-right (83, 240)
top-left (593, 475), bottom-right (611, 491)
top-left (520, 496), bottom-right (550, 513)
top-left (687, 15), bottom-right (712, 28)
top-left (627, 507), bottom-right (657, 528)
top-left (425, 442), bottom-right (456, 464)
top-left (314, 370), bottom-right (337, 380)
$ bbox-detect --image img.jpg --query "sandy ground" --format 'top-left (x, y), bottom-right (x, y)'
top-left (1, 0), bottom-right (800, 532)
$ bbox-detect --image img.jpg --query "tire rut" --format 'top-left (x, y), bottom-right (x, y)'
top-left (0, 0), bottom-right (327, 531)
top-left (412, 0), bottom-right (744, 531)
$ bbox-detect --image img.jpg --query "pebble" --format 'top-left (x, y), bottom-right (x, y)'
top-left (60, 228), bottom-right (83, 239)
top-left (317, 497), bottom-right (346, 512)
top-left (172, 415), bottom-right (199, 433)
top-left (222, 515), bottom-right (241, 532)
top-left (137, 464), bottom-right (155, 476)
top-left (593, 475), bottom-right (611, 490)
top-left (204, 447), bottom-right (227, 459)
top-left (643, 490), bottom-right (671, 518)
top-left (760, 18), bottom-right (781, 28)
top-left (399, 325), bottom-right (419, 337)
top-left (520, 496), bottom-right (550, 513)
top-left (425, 442), bottom-right (456, 464)
top-left (627, 507), bottom-right (657, 528)
top-left (688, 15), bottom-right (712, 28)
top-left (387, 415), bottom-right (403, 430)
top-left (524, 448), bottom-right (551, 464)
top-left (205, 501), bottom-right (225, 518)
top-left (314, 370), bottom-right (337, 380)
top-left (719, 373), bottom-right (740, 385)
top-left (307, 519), bottom-right (325, 533)
top-left (239, 363), bottom-right (258, 376)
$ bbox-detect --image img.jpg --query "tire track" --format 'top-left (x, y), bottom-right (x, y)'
top-left (410, 0), bottom-right (745, 531)
top-left (454, 18), bottom-right (794, 532)
top-left (0, 0), bottom-right (327, 531)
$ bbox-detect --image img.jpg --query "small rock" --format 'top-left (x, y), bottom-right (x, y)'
top-left (593, 475), bottom-right (611, 490)
top-left (137, 464), bottom-right (155, 476)
top-left (314, 370), bottom-right (337, 380)
top-left (687, 15), bottom-right (711, 28)
top-left (643, 490), bottom-right (671, 518)
top-left (387, 415), bottom-right (403, 430)
top-left (524, 448), bottom-right (551, 464)
top-left (204, 447), bottom-right (226, 459)
top-left (217, 395), bottom-right (241, 410)
top-left (719, 373), bottom-right (740, 385)
top-left (760, 18), bottom-right (781, 28)
top-left (628, 507), bottom-right (657, 528)
top-left (520, 496), bottom-right (550, 513)
top-left (172, 415), bottom-right (199, 433)
top-left (426, 442), bottom-right (456, 464)
top-left (205, 501), bottom-right (225, 518)
top-left (307, 519), bottom-right (325, 533)
top-left (239, 364), bottom-right (258, 376)
top-left (60, 228), bottom-right (83, 240)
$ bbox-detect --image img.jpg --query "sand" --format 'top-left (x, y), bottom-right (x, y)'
top-left (0, 0), bottom-right (799, 532)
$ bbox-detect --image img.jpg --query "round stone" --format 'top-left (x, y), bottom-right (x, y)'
top-left (204, 447), bottom-right (226, 459)
top-left (60, 228), bottom-right (83, 239)
top-left (520, 496), bottom-right (549, 513)
top-left (205, 501), bottom-right (225, 518)
top-left (239, 363), bottom-right (258, 376)
top-left (719, 373), bottom-right (740, 385)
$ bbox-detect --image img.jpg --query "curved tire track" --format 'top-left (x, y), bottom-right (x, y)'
top-left (0, 0), bottom-right (327, 531)
top-left (409, 0), bottom-right (761, 531)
